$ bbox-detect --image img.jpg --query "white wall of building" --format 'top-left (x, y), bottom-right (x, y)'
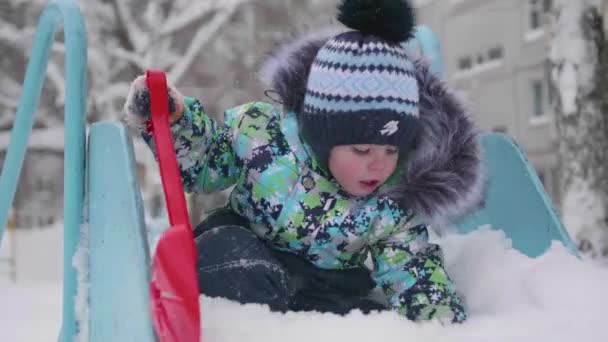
top-left (415, 0), bottom-right (560, 205)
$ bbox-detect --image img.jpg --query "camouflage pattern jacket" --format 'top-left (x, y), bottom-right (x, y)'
top-left (139, 32), bottom-right (484, 323)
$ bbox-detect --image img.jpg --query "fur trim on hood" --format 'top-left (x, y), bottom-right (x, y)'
top-left (259, 30), bottom-right (485, 228)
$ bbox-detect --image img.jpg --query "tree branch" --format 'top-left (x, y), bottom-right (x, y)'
top-left (160, 0), bottom-right (218, 35)
top-left (110, 0), bottom-right (145, 52)
top-left (110, 46), bottom-right (149, 70)
top-left (168, 0), bottom-right (251, 84)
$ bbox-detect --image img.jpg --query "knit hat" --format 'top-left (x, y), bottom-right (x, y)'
top-left (299, 0), bottom-right (420, 167)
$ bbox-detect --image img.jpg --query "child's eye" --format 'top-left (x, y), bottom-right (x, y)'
top-left (386, 148), bottom-right (399, 155)
top-left (352, 147), bottom-right (370, 155)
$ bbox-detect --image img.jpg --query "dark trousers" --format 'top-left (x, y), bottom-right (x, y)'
top-left (194, 208), bottom-right (387, 314)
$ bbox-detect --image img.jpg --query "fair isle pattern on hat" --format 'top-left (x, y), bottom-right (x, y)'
top-left (303, 34), bottom-right (419, 118)
top-left (299, 31), bottom-right (421, 159)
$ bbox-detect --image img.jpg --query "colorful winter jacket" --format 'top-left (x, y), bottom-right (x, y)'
top-left (139, 32), bottom-right (484, 323)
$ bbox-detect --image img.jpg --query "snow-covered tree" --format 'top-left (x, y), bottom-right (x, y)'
top-left (548, 0), bottom-right (608, 259)
top-left (0, 0), bottom-right (65, 129)
top-left (1, 0), bottom-right (257, 225)
top-left (79, 0), bottom-right (257, 122)
top-left (1, 0), bottom-right (257, 123)
top-left (1, 0), bottom-right (338, 225)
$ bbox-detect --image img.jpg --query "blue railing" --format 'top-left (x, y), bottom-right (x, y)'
top-left (0, 0), bottom-right (87, 340)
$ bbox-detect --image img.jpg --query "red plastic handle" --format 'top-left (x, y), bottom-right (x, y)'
top-left (147, 70), bottom-right (201, 342)
top-left (146, 70), bottom-right (192, 231)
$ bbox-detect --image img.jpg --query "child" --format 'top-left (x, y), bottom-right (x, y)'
top-left (124, 0), bottom-right (483, 323)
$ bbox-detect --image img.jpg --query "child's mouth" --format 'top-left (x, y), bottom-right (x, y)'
top-left (359, 180), bottom-right (379, 190)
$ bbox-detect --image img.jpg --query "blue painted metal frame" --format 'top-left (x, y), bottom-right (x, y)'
top-left (403, 25), bottom-right (445, 77)
top-left (87, 122), bottom-right (156, 341)
top-left (455, 134), bottom-right (579, 257)
top-left (0, 0), bottom-right (87, 340)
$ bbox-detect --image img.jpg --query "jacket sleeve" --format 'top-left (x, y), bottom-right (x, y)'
top-left (141, 96), bottom-right (241, 193)
top-left (369, 204), bottom-right (467, 323)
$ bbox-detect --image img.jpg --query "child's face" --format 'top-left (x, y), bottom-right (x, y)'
top-left (328, 144), bottom-right (399, 197)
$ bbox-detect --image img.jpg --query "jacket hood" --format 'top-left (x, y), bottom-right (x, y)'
top-left (259, 30), bottom-right (485, 229)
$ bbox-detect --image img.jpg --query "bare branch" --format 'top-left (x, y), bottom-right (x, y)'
top-left (97, 82), bottom-right (131, 110)
top-left (0, 92), bottom-right (19, 109)
top-left (110, 47), bottom-right (149, 70)
top-left (0, 22), bottom-right (34, 50)
top-left (169, 0), bottom-right (251, 84)
top-left (110, 0), bottom-right (147, 52)
top-left (160, 0), bottom-right (218, 35)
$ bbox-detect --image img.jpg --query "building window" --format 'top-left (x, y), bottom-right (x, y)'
top-left (529, 0), bottom-right (552, 31)
top-left (529, 1), bottom-right (541, 30)
top-left (532, 80), bottom-right (544, 117)
top-left (488, 46), bottom-right (504, 61)
top-left (453, 46), bottom-right (505, 79)
top-left (458, 56), bottom-right (472, 70)
top-left (492, 126), bottom-right (508, 133)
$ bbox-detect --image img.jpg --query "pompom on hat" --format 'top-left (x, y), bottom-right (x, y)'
top-left (299, 0), bottom-right (421, 166)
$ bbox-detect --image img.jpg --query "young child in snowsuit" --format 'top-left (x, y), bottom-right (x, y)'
top-left (124, 0), bottom-right (484, 323)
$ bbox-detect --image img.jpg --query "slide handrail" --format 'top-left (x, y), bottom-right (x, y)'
top-left (0, 0), bottom-right (87, 340)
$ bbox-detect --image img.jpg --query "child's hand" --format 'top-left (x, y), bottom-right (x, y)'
top-left (123, 75), bottom-right (185, 129)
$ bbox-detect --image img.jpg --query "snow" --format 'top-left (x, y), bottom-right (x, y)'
top-left (0, 223), bottom-right (63, 283)
top-left (562, 177), bottom-right (607, 260)
top-left (0, 280), bottom-right (62, 342)
top-left (0, 223), bottom-right (63, 342)
top-left (2, 224), bottom-right (608, 342)
top-left (201, 228), bottom-right (608, 342)
top-left (549, 1), bottom-right (598, 116)
top-left (524, 28), bottom-right (545, 43)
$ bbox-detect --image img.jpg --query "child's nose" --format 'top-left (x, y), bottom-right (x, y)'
top-left (368, 155), bottom-right (386, 171)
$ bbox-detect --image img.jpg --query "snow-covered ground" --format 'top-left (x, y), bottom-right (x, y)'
top-left (1, 225), bottom-right (608, 342)
top-left (0, 279), bottom-right (62, 342)
top-left (1, 224), bottom-right (63, 342)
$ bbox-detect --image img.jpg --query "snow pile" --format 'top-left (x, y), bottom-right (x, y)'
top-left (0, 224), bottom-right (63, 342)
top-left (0, 280), bottom-right (62, 342)
top-left (200, 228), bottom-right (608, 342)
top-left (2, 227), bottom-right (608, 342)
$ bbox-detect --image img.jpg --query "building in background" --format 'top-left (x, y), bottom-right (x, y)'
top-left (414, 0), bottom-right (560, 205)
